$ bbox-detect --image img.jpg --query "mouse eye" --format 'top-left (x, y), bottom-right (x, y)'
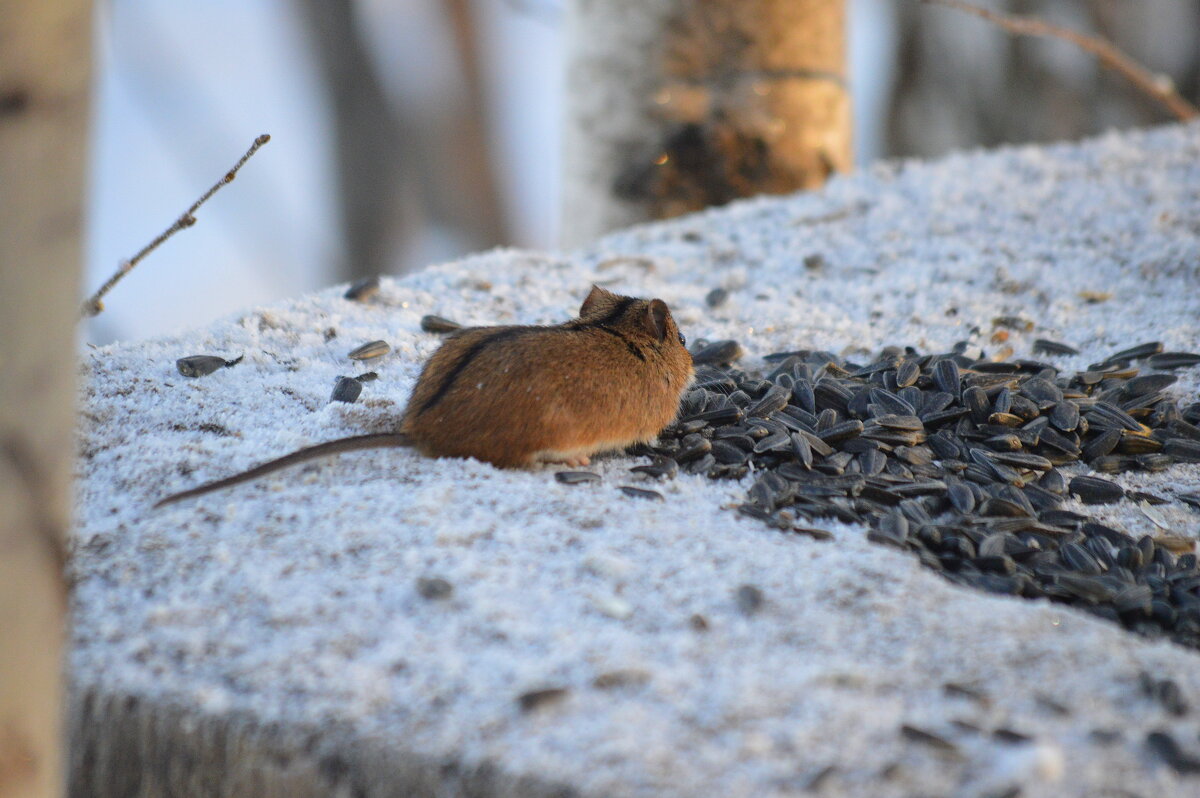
top-left (677, 332), bottom-right (687, 347)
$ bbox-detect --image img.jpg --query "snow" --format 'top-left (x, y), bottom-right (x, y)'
top-left (72, 122), bottom-right (1200, 796)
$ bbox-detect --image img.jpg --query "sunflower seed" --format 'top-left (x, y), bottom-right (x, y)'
top-left (343, 275), bottom-right (380, 300)
top-left (420, 314), bottom-right (462, 333)
top-left (518, 687), bottom-right (569, 712)
top-left (1082, 428), bottom-right (1122, 461)
top-left (736, 584), bottom-right (764, 614)
top-left (704, 287), bottom-right (729, 308)
top-left (1148, 352), bottom-right (1200, 370)
top-left (176, 354), bottom-right (243, 377)
top-left (1146, 731), bottom-right (1200, 774)
top-left (746, 386), bottom-right (790, 418)
top-left (933, 359), bottom-right (961, 396)
top-left (1069, 475), bottom-right (1125, 504)
top-left (896, 360), bottom-right (921, 388)
top-left (1164, 439), bottom-right (1200, 463)
top-left (416, 577), bottom-right (453, 599)
top-left (329, 376), bottom-right (363, 404)
top-left (818, 420), bottom-right (864, 443)
top-left (620, 486), bottom-right (664, 501)
top-left (691, 339), bottom-right (744, 366)
top-left (1103, 341), bottom-right (1163, 365)
top-left (348, 340), bottom-right (391, 360)
top-left (556, 471), bottom-right (601, 484)
top-left (1033, 339), bottom-right (1080, 356)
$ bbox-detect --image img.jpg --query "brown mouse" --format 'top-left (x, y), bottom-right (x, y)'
top-left (155, 285), bottom-right (694, 507)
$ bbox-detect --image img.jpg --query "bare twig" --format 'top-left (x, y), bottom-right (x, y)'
top-left (921, 0), bottom-right (1198, 122)
top-left (81, 133), bottom-right (271, 318)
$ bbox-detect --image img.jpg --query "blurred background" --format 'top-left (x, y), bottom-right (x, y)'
top-left (83, 0), bottom-right (1200, 344)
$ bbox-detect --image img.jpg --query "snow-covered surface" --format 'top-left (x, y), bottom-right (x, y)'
top-left (72, 122), bottom-right (1200, 796)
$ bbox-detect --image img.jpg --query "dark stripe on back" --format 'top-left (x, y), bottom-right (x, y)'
top-left (587, 297), bottom-right (637, 328)
top-left (415, 327), bottom-right (531, 416)
top-left (592, 325), bottom-right (646, 361)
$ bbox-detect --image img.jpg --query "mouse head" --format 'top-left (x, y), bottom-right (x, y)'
top-left (579, 285), bottom-right (692, 366)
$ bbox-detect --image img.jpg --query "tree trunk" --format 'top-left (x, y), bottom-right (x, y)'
top-left (561, 0), bottom-right (850, 246)
top-left (0, 1), bottom-right (91, 797)
top-left (887, 0), bottom-right (1200, 159)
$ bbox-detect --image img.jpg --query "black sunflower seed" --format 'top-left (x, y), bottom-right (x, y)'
top-left (933, 359), bottom-right (961, 397)
top-left (556, 471), bottom-right (601, 484)
top-left (895, 360), bottom-right (920, 388)
top-left (1103, 341), bottom-right (1163, 365)
top-left (1069, 475), bottom-right (1125, 504)
top-left (176, 354), bottom-right (243, 377)
top-left (348, 340), bottom-right (391, 360)
top-left (620, 486), bottom-right (664, 501)
top-left (705, 287), bottom-right (729, 308)
top-left (343, 275), bottom-right (380, 301)
top-left (691, 340), bottom-right (744, 366)
top-left (1164, 439), bottom-right (1200, 463)
top-left (1147, 352), bottom-right (1200, 370)
top-left (1033, 339), bottom-right (1080, 356)
top-left (329, 376), bottom-right (363, 404)
top-left (420, 314), bottom-right (462, 333)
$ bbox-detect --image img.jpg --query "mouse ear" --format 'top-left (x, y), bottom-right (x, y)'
top-left (644, 299), bottom-right (670, 341)
top-left (579, 284), bottom-right (616, 317)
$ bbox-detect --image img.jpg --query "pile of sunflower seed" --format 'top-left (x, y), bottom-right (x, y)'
top-left (634, 340), bottom-right (1200, 649)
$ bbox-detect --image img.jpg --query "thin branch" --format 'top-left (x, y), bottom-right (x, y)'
top-left (81, 133), bottom-right (272, 318)
top-left (921, 0), bottom-right (1198, 122)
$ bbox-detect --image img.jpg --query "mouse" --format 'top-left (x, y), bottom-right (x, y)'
top-left (154, 285), bottom-right (694, 507)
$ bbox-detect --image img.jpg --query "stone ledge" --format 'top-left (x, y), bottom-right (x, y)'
top-left (72, 122), bottom-right (1200, 797)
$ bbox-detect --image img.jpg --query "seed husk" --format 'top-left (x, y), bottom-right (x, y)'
top-left (691, 339), bottom-right (744, 366)
top-left (875, 414), bottom-right (924, 431)
top-left (1164, 439), bottom-right (1200, 463)
top-left (818, 420), bottom-right (864, 443)
top-left (329, 376), bottom-right (363, 404)
top-left (420, 314), bottom-right (462, 333)
top-left (1082, 428), bottom-right (1122, 461)
top-left (705, 286), bottom-right (729, 308)
top-left (899, 725), bottom-right (961, 757)
top-left (343, 275), bottom-right (380, 300)
top-left (1069, 475), bottom-right (1125, 504)
top-left (896, 359), bottom-right (920, 388)
top-left (348, 340), bottom-right (391, 360)
top-left (1033, 339), bottom-right (1080, 356)
top-left (746, 386), bottom-right (790, 419)
top-left (176, 354), bottom-right (243, 378)
top-left (1146, 731), bottom-right (1200, 774)
top-left (1103, 341), bottom-right (1163, 365)
top-left (1148, 352), bottom-right (1200, 370)
top-left (556, 471), bottom-right (601, 485)
top-left (736, 584), bottom-right (764, 614)
top-left (416, 576), bottom-right (453, 599)
top-left (518, 687), bottom-right (569, 712)
top-left (620, 485), bottom-right (664, 501)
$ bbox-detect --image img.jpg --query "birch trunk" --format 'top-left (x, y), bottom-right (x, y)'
top-left (0, 1), bottom-right (90, 796)
top-left (562, 0), bottom-right (850, 246)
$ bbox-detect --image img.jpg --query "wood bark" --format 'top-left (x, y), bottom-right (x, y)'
top-left (0, 1), bottom-right (90, 797)
top-left (561, 0), bottom-right (851, 246)
top-left (68, 692), bottom-right (581, 798)
top-left (297, 0), bottom-right (509, 279)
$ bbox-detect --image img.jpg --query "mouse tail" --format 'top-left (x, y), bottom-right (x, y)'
top-left (153, 432), bottom-right (413, 508)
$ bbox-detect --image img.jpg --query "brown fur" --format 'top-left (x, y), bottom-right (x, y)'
top-left (155, 286), bottom-right (693, 506)
top-left (401, 285), bottom-right (694, 467)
